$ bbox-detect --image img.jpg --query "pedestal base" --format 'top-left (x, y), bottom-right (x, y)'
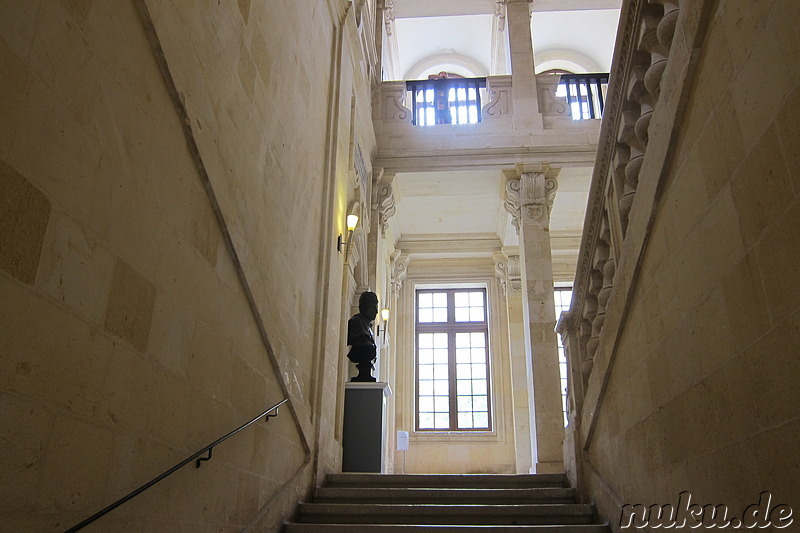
top-left (342, 382), bottom-right (391, 472)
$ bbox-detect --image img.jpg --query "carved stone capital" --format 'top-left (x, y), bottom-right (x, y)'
top-left (504, 172), bottom-right (558, 232)
top-left (494, 251), bottom-right (521, 296)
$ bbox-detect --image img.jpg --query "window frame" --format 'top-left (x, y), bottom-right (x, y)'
top-left (414, 287), bottom-right (492, 432)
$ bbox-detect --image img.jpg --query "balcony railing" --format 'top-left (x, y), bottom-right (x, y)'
top-left (406, 78), bottom-right (487, 126)
top-left (557, 74), bottom-right (610, 120)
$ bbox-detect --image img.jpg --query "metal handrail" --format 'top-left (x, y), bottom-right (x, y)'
top-left (65, 398), bottom-right (289, 532)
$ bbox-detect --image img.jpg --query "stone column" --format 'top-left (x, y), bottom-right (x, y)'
top-left (505, 0), bottom-right (543, 129)
top-left (495, 250), bottom-right (533, 473)
top-left (504, 169), bottom-right (564, 473)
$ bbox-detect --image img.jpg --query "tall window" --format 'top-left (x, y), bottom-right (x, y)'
top-left (554, 288), bottom-right (573, 427)
top-left (415, 288), bottom-right (491, 431)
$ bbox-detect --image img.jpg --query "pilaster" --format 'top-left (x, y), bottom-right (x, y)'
top-left (495, 249), bottom-right (532, 473)
top-left (504, 169), bottom-right (564, 473)
top-left (505, 0), bottom-right (543, 129)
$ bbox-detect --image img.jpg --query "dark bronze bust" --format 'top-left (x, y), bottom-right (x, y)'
top-left (346, 291), bottom-right (379, 382)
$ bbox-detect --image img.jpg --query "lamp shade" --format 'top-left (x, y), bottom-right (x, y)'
top-left (381, 308), bottom-right (390, 321)
top-left (346, 214), bottom-right (359, 231)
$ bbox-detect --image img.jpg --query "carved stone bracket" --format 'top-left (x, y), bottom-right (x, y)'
top-left (494, 0), bottom-right (507, 31)
top-left (384, 0), bottom-right (395, 36)
top-left (537, 75), bottom-right (569, 117)
top-left (482, 76), bottom-right (512, 119)
top-left (494, 252), bottom-right (521, 296)
top-left (381, 81), bottom-right (412, 122)
top-left (376, 183), bottom-right (396, 237)
top-left (390, 250), bottom-right (409, 295)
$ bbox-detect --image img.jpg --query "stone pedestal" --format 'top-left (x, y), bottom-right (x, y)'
top-left (342, 382), bottom-right (392, 472)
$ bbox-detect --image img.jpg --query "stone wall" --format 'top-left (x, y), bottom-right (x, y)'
top-left (578, 0), bottom-right (800, 529)
top-left (0, 0), bottom-right (372, 530)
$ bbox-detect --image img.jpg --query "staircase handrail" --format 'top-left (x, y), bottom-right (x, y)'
top-left (64, 398), bottom-right (289, 532)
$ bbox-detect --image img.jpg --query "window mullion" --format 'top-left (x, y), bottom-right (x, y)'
top-left (448, 330), bottom-right (458, 430)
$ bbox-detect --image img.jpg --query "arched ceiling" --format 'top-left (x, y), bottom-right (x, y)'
top-left (385, 0), bottom-right (621, 80)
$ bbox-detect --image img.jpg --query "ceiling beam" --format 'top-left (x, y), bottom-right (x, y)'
top-left (393, 0), bottom-right (621, 19)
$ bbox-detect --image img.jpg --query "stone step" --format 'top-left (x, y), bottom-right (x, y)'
top-left (285, 524), bottom-right (609, 532)
top-left (325, 473), bottom-right (566, 489)
top-left (313, 486), bottom-right (576, 505)
top-left (297, 503), bottom-right (596, 525)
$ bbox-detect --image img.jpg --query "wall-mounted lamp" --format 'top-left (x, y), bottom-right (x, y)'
top-left (337, 214), bottom-right (359, 261)
top-left (377, 308), bottom-right (390, 340)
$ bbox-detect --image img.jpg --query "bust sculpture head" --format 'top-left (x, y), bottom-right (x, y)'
top-left (347, 291), bottom-right (379, 382)
top-left (358, 291), bottom-right (379, 321)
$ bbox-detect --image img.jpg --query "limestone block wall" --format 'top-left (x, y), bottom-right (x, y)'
top-left (577, 0), bottom-right (800, 528)
top-left (1, 0), bottom-right (371, 530)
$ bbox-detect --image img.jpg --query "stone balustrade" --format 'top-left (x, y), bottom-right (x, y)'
top-left (557, 0), bottom-right (681, 421)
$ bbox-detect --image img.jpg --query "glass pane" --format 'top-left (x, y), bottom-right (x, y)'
top-left (419, 396), bottom-right (434, 412)
top-left (456, 363), bottom-right (471, 379)
top-left (433, 333), bottom-right (448, 348)
top-left (434, 364), bottom-right (448, 380)
top-left (433, 308), bottom-right (447, 322)
top-left (458, 412), bottom-right (472, 428)
top-left (471, 364), bottom-right (486, 379)
top-left (419, 365), bottom-right (433, 380)
top-left (434, 413), bottom-right (450, 429)
top-left (432, 293), bottom-right (447, 307)
top-left (471, 332), bottom-right (485, 347)
top-left (434, 396), bottom-right (449, 412)
top-left (470, 291), bottom-right (484, 306)
top-left (473, 395), bottom-right (488, 411)
top-left (419, 380), bottom-right (434, 395)
top-left (433, 349), bottom-right (448, 364)
top-left (419, 412), bottom-right (434, 429)
top-left (419, 309), bottom-right (433, 323)
top-left (455, 334), bottom-right (469, 348)
top-left (455, 308), bottom-right (470, 322)
top-left (473, 412), bottom-right (489, 428)
top-left (418, 334), bottom-right (433, 348)
top-left (419, 293), bottom-right (432, 307)
top-left (470, 307), bottom-right (484, 321)
top-left (472, 379), bottom-right (487, 395)
top-left (456, 349), bottom-right (470, 364)
top-left (454, 292), bottom-right (469, 307)
top-left (434, 379), bottom-right (449, 395)
top-left (418, 349), bottom-right (433, 365)
top-left (457, 380), bottom-right (471, 395)
top-left (457, 396), bottom-right (472, 411)
top-left (471, 348), bottom-right (485, 363)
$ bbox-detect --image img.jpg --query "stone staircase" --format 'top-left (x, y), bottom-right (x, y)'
top-left (284, 473), bottom-right (609, 532)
